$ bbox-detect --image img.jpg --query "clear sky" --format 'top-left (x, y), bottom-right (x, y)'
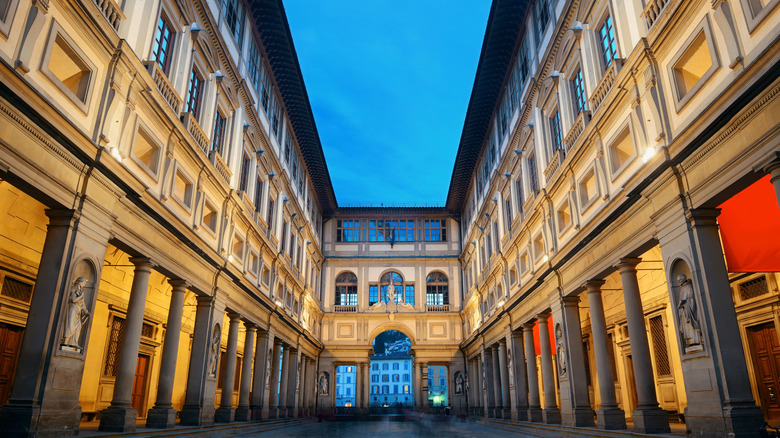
top-left (283, 1), bottom-right (491, 205)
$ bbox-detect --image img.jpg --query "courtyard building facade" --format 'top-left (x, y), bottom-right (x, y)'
top-left (0, 0), bottom-right (776, 437)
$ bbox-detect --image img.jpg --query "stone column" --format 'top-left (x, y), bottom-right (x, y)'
top-left (99, 257), bottom-right (154, 432)
top-left (414, 361), bottom-right (422, 408)
top-left (491, 345), bottom-right (503, 417)
top-left (483, 348), bottom-right (495, 417)
top-left (268, 340), bottom-right (282, 418)
top-left (498, 339), bottom-right (511, 419)
top-left (235, 323), bottom-right (256, 421)
top-left (586, 280), bottom-right (625, 429)
top-left (299, 357), bottom-right (308, 416)
top-left (764, 157), bottom-right (780, 205)
top-left (538, 312), bottom-right (560, 424)
top-left (523, 323), bottom-right (543, 422)
top-left (356, 362), bottom-right (364, 412)
top-left (512, 330), bottom-right (529, 421)
top-left (559, 296), bottom-right (594, 427)
top-left (618, 258), bottom-right (669, 433)
top-left (420, 362), bottom-right (429, 411)
top-left (286, 350), bottom-right (298, 415)
top-left (250, 330), bottom-right (271, 419)
top-left (147, 279), bottom-right (188, 428)
top-left (467, 358), bottom-right (476, 415)
top-left (474, 356), bottom-right (483, 415)
top-left (278, 346), bottom-right (291, 417)
top-left (215, 312), bottom-right (241, 422)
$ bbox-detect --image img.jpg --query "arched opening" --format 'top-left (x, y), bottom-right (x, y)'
top-left (369, 330), bottom-right (413, 413)
top-left (426, 272), bottom-right (449, 311)
top-left (334, 272), bottom-right (357, 311)
top-left (369, 271), bottom-right (414, 306)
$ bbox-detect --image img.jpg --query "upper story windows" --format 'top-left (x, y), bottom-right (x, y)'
top-left (238, 151), bottom-right (250, 192)
top-left (336, 220), bottom-right (360, 242)
top-left (335, 272), bottom-right (357, 306)
top-left (515, 176), bottom-right (524, 213)
top-left (152, 15), bottom-right (175, 75)
top-left (426, 272), bottom-right (449, 306)
top-left (212, 111), bottom-right (227, 155)
top-left (528, 151), bottom-right (539, 194)
top-left (535, 0), bottom-right (551, 38)
top-left (42, 26), bottom-right (96, 111)
top-left (423, 220), bottom-right (446, 242)
top-left (184, 68), bottom-right (204, 119)
top-left (598, 14), bottom-right (618, 70)
top-left (334, 218), bottom-right (447, 243)
top-left (549, 108), bottom-right (563, 155)
top-left (571, 68), bottom-right (586, 115)
top-left (220, 0), bottom-right (245, 47)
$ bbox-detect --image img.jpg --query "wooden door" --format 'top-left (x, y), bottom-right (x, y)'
top-left (0, 323), bottom-right (24, 406)
top-left (131, 354), bottom-right (150, 415)
top-left (625, 354), bottom-right (638, 413)
top-left (748, 322), bottom-right (780, 421)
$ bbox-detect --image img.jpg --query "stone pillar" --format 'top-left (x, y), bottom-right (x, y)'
top-left (420, 362), bottom-right (429, 411)
top-left (99, 257), bottom-right (154, 432)
top-left (286, 350), bottom-right (298, 415)
top-left (250, 330), bottom-right (270, 420)
top-left (180, 295), bottom-right (223, 426)
top-left (512, 331), bottom-right (529, 421)
top-left (268, 341), bottom-right (282, 418)
top-left (235, 323), bottom-right (256, 421)
top-left (483, 348), bottom-right (495, 417)
top-left (559, 296), bottom-right (594, 427)
top-left (491, 345), bottom-right (503, 417)
top-left (147, 279), bottom-right (188, 428)
top-left (278, 346), bottom-right (290, 417)
top-left (300, 357), bottom-right (309, 416)
top-left (356, 362), bottom-right (364, 412)
top-left (586, 280), bottom-right (625, 429)
top-left (523, 323), bottom-right (543, 422)
top-left (467, 358), bottom-right (476, 415)
top-left (618, 258), bottom-right (670, 433)
top-left (498, 339), bottom-right (511, 419)
top-left (215, 312), bottom-right (241, 423)
top-left (414, 361), bottom-right (422, 408)
top-left (764, 157), bottom-right (780, 206)
top-left (474, 356), bottom-right (483, 415)
top-left (538, 312), bottom-right (560, 424)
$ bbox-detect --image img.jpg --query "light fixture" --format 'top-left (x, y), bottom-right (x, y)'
top-left (514, 149), bottom-right (522, 154)
top-left (542, 254), bottom-right (549, 262)
top-left (306, 241), bottom-right (311, 245)
top-left (283, 197), bottom-right (289, 202)
top-left (268, 172), bottom-right (275, 179)
top-left (497, 299), bottom-right (505, 307)
top-left (275, 299), bottom-right (283, 307)
top-left (477, 226), bottom-right (484, 230)
top-left (642, 146), bottom-right (657, 163)
top-left (291, 212), bottom-right (297, 217)
top-left (504, 173), bottom-right (511, 178)
top-left (298, 226), bottom-right (304, 231)
top-left (492, 197), bottom-right (498, 202)
top-left (485, 212), bottom-right (490, 217)
top-left (255, 149), bottom-right (264, 159)
top-left (228, 254), bottom-right (235, 262)
top-left (471, 241), bottom-right (477, 245)
top-left (110, 147), bottom-right (122, 162)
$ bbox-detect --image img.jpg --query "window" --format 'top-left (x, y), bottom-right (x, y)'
top-left (254, 177), bottom-right (264, 214)
top-left (504, 198), bottom-right (512, 230)
top-left (380, 271), bottom-right (404, 303)
top-left (212, 112), bottom-right (227, 156)
top-left (184, 68), bottom-right (204, 119)
top-left (266, 198), bottom-right (275, 230)
top-left (336, 220), bottom-right (360, 242)
top-left (151, 15), bottom-right (175, 74)
top-left (387, 220), bottom-right (415, 242)
top-left (515, 177), bottom-right (524, 214)
top-left (426, 272), bottom-right (449, 306)
top-left (369, 285), bottom-right (378, 306)
top-left (220, 0), bottom-right (245, 46)
top-left (232, 234), bottom-right (244, 261)
top-left (46, 33), bottom-right (93, 105)
top-left (578, 169), bottom-right (599, 209)
top-left (368, 220), bottom-right (385, 242)
top-left (423, 219), bottom-right (447, 242)
top-left (238, 152), bottom-right (250, 192)
top-left (535, 0), bottom-right (551, 36)
top-left (172, 169), bottom-right (193, 208)
top-left (571, 68), bottom-right (586, 115)
top-left (598, 15), bottom-right (618, 69)
top-left (549, 109), bottom-right (563, 155)
top-left (649, 315), bottom-right (672, 377)
top-left (202, 201), bottom-right (218, 232)
top-left (281, 221), bottom-right (288, 253)
top-left (0, 276), bottom-right (33, 303)
top-left (133, 128), bottom-right (161, 176)
top-left (518, 42), bottom-right (529, 85)
top-left (672, 30), bottom-right (713, 101)
top-left (528, 152), bottom-right (539, 193)
top-left (335, 272), bottom-right (357, 306)
top-left (533, 233), bottom-right (545, 260)
top-left (103, 315), bottom-right (126, 376)
top-left (247, 39), bottom-right (265, 93)
top-left (608, 126), bottom-right (634, 175)
top-left (405, 285), bottom-right (415, 306)
top-left (269, 97), bottom-right (280, 138)
top-left (0, 0), bottom-right (19, 37)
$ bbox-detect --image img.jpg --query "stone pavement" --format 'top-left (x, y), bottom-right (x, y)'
top-left (251, 417), bottom-right (530, 437)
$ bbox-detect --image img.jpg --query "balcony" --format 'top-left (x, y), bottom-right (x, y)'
top-left (426, 304), bottom-right (450, 312)
top-left (641, 0), bottom-right (671, 30)
top-left (334, 305), bottom-right (357, 313)
top-left (91, 0), bottom-right (124, 31)
top-left (564, 110), bottom-right (590, 152)
top-left (144, 61), bottom-right (182, 115)
top-left (208, 150), bottom-right (232, 184)
top-left (544, 149), bottom-right (566, 182)
top-left (588, 58), bottom-right (623, 114)
top-left (180, 112), bottom-right (210, 154)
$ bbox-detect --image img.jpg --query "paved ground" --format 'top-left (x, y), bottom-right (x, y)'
top-left (253, 417), bottom-right (530, 437)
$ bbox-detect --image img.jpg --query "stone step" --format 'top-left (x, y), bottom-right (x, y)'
top-left (83, 417), bottom-right (311, 438)
top-left (472, 417), bottom-right (684, 438)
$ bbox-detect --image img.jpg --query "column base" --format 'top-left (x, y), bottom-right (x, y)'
top-left (596, 406), bottom-right (626, 430)
top-left (146, 406), bottom-right (177, 429)
top-left (513, 407), bottom-right (529, 421)
top-left (542, 407), bottom-right (561, 424)
top-left (684, 405), bottom-right (764, 438)
top-left (180, 405), bottom-right (215, 426)
top-left (632, 407), bottom-right (670, 434)
top-left (0, 402), bottom-right (81, 438)
top-left (214, 406), bottom-right (235, 423)
top-left (98, 405), bottom-right (138, 433)
top-left (268, 407), bottom-right (279, 419)
top-left (235, 406), bottom-right (251, 421)
top-left (487, 406), bottom-right (497, 418)
top-left (527, 407), bottom-right (543, 422)
top-left (502, 407), bottom-right (511, 419)
top-left (562, 407), bottom-right (594, 427)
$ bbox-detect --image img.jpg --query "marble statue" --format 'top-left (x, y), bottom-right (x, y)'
top-left (208, 325), bottom-right (220, 377)
top-left (455, 372), bottom-right (464, 394)
top-left (62, 277), bottom-right (90, 350)
top-left (387, 279), bottom-right (396, 302)
top-left (555, 323), bottom-right (567, 378)
top-left (677, 273), bottom-right (702, 352)
top-left (319, 372), bottom-right (329, 395)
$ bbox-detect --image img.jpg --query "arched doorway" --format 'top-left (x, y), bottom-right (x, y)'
top-left (369, 330), bottom-right (412, 414)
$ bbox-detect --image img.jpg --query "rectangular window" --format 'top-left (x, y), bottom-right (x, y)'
top-left (247, 40), bottom-right (264, 93)
top-left (284, 130), bottom-right (293, 164)
top-left (405, 285), bottom-right (415, 306)
top-left (549, 109), bottom-right (563, 154)
top-left (47, 34), bottom-right (92, 104)
top-left (203, 201), bottom-right (218, 232)
top-left (266, 199), bottom-right (275, 230)
top-left (212, 112), bottom-right (227, 156)
top-left (151, 15), bottom-right (174, 75)
top-left (504, 198), bottom-right (512, 230)
top-left (336, 219), bottom-right (360, 242)
top-left (220, 0), bottom-right (245, 46)
top-left (515, 177), bottom-right (524, 214)
top-left (270, 97), bottom-right (280, 138)
top-left (254, 177), bottom-right (263, 213)
top-left (572, 68), bottom-right (586, 115)
top-left (649, 315), bottom-right (672, 377)
top-left (103, 315), bottom-right (126, 376)
top-left (185, 68), bottom-right (204, 119)
top-left (528, 152), bottom-right (539, 193)
top-left (281, 221), bottom-right (288, 253)
top-left (386, 220), bottom-right (415, 242)
top-left (423, 219), bottom-right (447, 242)
top-left (369, 285), bottom-right (379, 306)
top-left (599, 15), bottom-right (617, 69)
top-left (238, 152), bottom-right (250, 192)
top-left (368, 220), bottom-right (385, 242)
top-left (535, 0), bottom-right (550, 36)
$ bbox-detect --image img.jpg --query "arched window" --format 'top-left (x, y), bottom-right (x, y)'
top-left (335, 272), bottom-right (357, 306)
top-left (426, 272), bottom-right (449, 306)
top-left (372, 271), bottom-right (414, 305)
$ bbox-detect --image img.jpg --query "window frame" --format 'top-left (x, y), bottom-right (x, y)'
top-left (184, 67), bottom-right (205, 120)
top-left (130, 122), bottom-right (163, 180)
top-left (597, 13), bottom-right (619, 72)
top-left (668, 17), bottom-right (720, 112)
top-left (151, 12), bottom-right (176, 75)
top-left (40, 21), bottom-right (97, 114)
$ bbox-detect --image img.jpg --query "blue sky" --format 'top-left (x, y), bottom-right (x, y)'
top-left (283, 1), bottom-right (491, 205)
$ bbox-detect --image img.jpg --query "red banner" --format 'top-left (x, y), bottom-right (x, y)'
top-left (718, 175), bottom-right (780, 272)
top-left (532, 318), bottom-right (556, 356)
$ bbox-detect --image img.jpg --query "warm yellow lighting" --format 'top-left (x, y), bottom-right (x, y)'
top-left (110, 147), bottom-right (122, 162)
top-left (275, 299), bottom-right (283, 307)
top-left (497, 300), bottom-right (505, 307)
top-left (642, 146), bottom-right (657, 163)
top-left (228, 254), bottom-right (234, 263)
top-left (542, 254), bottom-right (549, 262)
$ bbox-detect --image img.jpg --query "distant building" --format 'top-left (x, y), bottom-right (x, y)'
top-left (427, 365), bottom-right (449, 407)
top-left (335, 365), bottom-right (356, 407)
top-left (370, 353), bottom-right (414, 406)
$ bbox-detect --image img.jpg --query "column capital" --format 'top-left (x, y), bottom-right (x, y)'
top-left (168, 279), bottom-right (189, 290)
top-left (227, 311), bottom-right (242, 321)
top-left (498, 337), bottom-right (507, 346)
top-left (522, 321), bottom-right (535, 331)
top-left (584, 279), bottom-right (606, 291)
top-left (44, 208), bottom-right (79, 225)
top-left (616, 257), bottom-right (642, 272)
top-left (129, 256), bottom-right (154, 271)
top-left (244, 321), bottom-right (258, 331)
top-left (561, 295), bottom-right (580, 307)
top-left (195, 294), bottom-right (214, 306)
top-left (537, 311), bottom-right (550, 321)
top-left (684, 208), bottom-right (721, 226)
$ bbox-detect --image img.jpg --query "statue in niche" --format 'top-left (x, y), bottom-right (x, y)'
top-left (296, 362), bottom-right (302, 391)
top-left (62, 277), bottom-right (90, 351)
top-left (507, 346), bottom-right (514, 385)
top-left (677, 274), bottom-right (703, 352)
top-left (555, 323), bottom-right (567, 378)
top-left (208, 324), bottom-right (221, 377)
top-left (455, 372), bottom-right (464, 394)
top-left (265, 348), bottom-right (273, 389)
top-left (387, 279), bottom-right (396, 303)
top-left (319, 372), bottom-right (329, 395)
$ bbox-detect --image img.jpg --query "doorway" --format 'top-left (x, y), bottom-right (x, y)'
top-left (0, 322), bottom-right (23, 406)
top-left (748, 322), bottom-right (780, 422)
top-left (131, 354), bottom-right (150, 416)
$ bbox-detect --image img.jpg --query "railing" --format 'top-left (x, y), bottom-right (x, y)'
top-left (334, 406), bottom-right (355, 416)
top-left (641, 0), bottom-right (670, 29)
top-left (334, 305), bottom-right (357, 312)
top-left (92, 0), bottom-right (124, 31)
top-left (181, 112), bottom-right (210, 154)
top-left (209, 150), bottom-right (232, 184)
top-left (588, 58), bottom-right (623, 113)
top-left (564, 110), bottom-right (590, 152)
top-left (144, 61), bottom-right (182, 115)
top-left (426, 304), bottom-right (450, 312)
top-left (543, 149), bottom-right (566, 182)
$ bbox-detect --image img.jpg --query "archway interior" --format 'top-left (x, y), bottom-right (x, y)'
top-left (369, 330), bottom-right (413, 408)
